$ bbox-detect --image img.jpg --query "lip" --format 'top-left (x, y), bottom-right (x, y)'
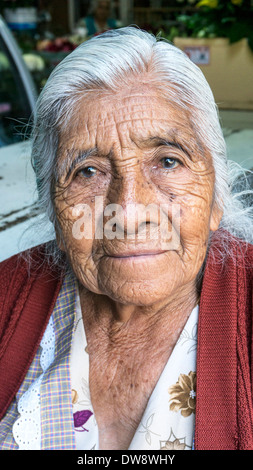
top-left (105, 249), bottom-right (168, 258)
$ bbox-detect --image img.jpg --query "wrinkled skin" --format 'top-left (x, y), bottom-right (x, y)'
top-left (55, 83), bottom-right (222, 449)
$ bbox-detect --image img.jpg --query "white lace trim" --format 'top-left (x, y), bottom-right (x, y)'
top-left (12, 316), bottom-right (55, 450)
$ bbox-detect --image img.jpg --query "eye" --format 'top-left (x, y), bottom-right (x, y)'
top-left (160, 157), bottom-right (180, 170)
top-left (77, 166), bottom-right (97, 178)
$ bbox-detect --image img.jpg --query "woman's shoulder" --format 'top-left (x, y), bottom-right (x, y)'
top-left (0, 243), bottom-right (64, 277)
top-left (0, 243), bottom-right (63, 323)
top-left (0, 243), bottom-right (51, 282)
top-left (0, 247), bottom-right (34, 304)
top-left (210, 230), bottom-right (253, 267)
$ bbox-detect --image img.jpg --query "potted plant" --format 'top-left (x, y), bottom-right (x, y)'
top-left (176, 0), bottom-right (253, 50)
top-left (172, 0), bottom-right (253, 109)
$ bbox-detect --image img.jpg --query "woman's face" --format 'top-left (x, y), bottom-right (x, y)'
top-left (55, 84), bottom-right (221, 306)
top-left (95, 1), bottom-right (110, 22)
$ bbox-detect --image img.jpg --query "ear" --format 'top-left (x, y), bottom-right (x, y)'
top-left (210, 203), bottom-right (223, 232)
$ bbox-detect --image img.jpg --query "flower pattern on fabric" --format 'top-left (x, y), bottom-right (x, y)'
top-left (139, 413), bottom-right (160, 445)
top-left (177, 323), bottom-right (198, 354)
top-left (168, 371), bottom-right (196, 417)
top-left (160, 438), bottom-right (186, 450)
top-left (72, 388), bottom-right (93, 432)
top-left (160, 429), bottom-right (188, 450)
top-left (74, 410), bottom-right (93, 432)
top-left (72, 389), bottom-right (78, 404)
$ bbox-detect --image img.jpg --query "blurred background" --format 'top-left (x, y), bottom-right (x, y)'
top-left (0, 0), bottom-right (252, 261)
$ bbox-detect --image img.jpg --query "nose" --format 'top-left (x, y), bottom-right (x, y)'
top-left (105, 174), bottom-right (160, 238)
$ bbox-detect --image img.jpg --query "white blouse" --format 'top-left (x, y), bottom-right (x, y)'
top-left (71, 292), bottom-right (198, 451)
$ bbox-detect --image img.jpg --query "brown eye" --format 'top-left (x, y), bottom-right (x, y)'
top-left (161, 157), bottom-right (180, 170)
top-left (78, 166), bottom-right (97, 178)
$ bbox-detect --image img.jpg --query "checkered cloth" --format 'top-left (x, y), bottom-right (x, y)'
top-left (0, 272), bottom-right (77, 450)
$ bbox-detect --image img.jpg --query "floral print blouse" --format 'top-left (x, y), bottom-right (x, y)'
top-left (71, 293), bottom-right (198, 450)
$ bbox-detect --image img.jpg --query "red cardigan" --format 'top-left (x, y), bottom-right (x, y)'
top-left (0, 235), bottom-right (252, 450)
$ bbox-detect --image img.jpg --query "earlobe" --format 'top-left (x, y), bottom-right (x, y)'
top-left (210, 204), bottom-right (223, 232)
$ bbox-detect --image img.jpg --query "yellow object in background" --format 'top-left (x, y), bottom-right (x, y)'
top-left (197, 0), bottom-right (218, 8)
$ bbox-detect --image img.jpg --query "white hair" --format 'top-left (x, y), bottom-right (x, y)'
top-left (31, 26), bottom-right (253, 267)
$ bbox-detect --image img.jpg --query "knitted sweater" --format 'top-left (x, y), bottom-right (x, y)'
top-left (0, 235), bottom-right (252, 450)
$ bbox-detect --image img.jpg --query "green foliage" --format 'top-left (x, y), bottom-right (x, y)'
top-left (176, 0), bottom-right (253, 51)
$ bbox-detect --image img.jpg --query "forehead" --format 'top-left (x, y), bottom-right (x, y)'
top-left (59, 85), bottom-right (204, 157)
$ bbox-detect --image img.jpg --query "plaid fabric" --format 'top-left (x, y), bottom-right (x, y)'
top-left (0, 271), bottom-right (77, 450)
top-left (40, 272), bottom-right (76, 450)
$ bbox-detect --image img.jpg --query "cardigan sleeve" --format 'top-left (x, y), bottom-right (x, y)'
top-left (0, 245), bottom-right (63, 420)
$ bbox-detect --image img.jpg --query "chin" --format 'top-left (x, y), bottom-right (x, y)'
top-left (96, 275), bottom-right (172, 307)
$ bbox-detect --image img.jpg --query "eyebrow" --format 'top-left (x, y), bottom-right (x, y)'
top-left (138, 136), bottom-right (193, 160)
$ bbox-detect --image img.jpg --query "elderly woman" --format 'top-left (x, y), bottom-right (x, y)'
top-left (0, 27), bottom-right (252, 451)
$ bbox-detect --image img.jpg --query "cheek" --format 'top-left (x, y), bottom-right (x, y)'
top-left (55, 202), bottom-right (106, 295)
top-left (180, 194), bottom-right (212, 231)
top-left (60, 179), bottom-right (108, 207)
top-left (156, 169), bottom-right (214, 221)
top-left (169, 177), bottom-right (215, 253)
top-left (54, 192), bottom-right (96, 256)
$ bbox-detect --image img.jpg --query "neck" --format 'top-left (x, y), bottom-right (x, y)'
top-left (79, 281), bottom-right (199, 348)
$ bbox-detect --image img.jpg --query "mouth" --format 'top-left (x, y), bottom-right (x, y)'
top-left (104, 249), bottom-right (168, 259)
